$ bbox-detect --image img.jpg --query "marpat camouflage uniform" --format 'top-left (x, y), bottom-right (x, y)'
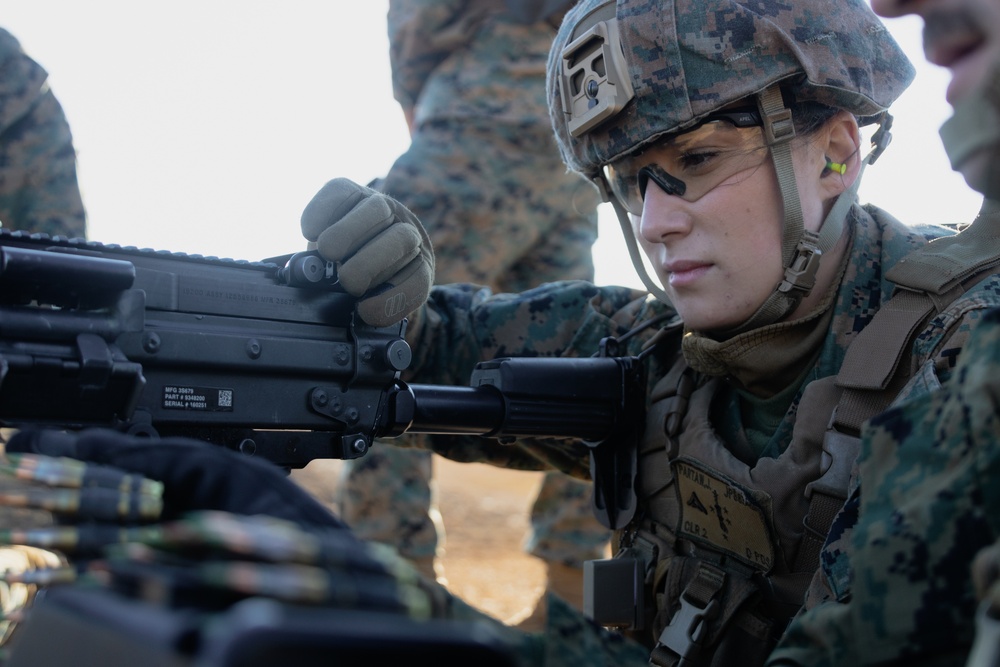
top-left (767, 201), bottom-right (1000, 666)
top-left (339, 0), bottom-right (606, 572)
top-left (0, 27), bottom-right (86, 239)
top-left (394, 202), bottom-right (950, 663)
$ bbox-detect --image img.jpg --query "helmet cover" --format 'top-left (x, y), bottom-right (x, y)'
top-left (548, 0), bottom-right (916, 176)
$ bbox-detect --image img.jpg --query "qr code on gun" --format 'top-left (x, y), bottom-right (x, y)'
top-left (218, 390), bottom-right (233, 408)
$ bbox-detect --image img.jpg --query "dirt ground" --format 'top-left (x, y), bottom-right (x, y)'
top-left (290, 455), bottom-right (549, 624)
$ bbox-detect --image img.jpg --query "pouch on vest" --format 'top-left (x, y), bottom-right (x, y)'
top-left (583, 550), bottom-right (645, 629)
top-left (649, 557), bottom-right (776, 667)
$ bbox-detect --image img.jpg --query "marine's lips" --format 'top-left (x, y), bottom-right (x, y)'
top-left (663, 259), bottom-right (713, 286)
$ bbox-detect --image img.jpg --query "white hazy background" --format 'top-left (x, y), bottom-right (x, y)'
top-left (3, 1), bottom-right (985, 289)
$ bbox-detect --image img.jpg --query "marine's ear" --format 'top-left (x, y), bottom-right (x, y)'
top-left (817, 111), bottom-right (863, 199)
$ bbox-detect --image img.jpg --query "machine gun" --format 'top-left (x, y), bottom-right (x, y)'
top-left (0, 229), bottom-right (672, 666)
top-left (0, 229), bottom-right (652, 530)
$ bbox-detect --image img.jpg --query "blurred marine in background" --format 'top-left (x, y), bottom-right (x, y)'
top-left (333, 0), bottom-right (607, 629)
top-left (0, 27), bottom-right (86, 238)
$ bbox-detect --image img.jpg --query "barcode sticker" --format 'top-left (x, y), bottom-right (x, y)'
top-left (162, 385), bottom-right (235, 412)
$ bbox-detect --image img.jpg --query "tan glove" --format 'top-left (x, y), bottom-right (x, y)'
top-left (301, 178), bottom-right (434, 327)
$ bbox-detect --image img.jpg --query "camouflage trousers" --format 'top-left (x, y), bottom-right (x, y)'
top-left (340, 120), bottom-right (607, 565)
top-left (0, 87), bottom-right (86, 238)
top-left (337, 446), bottom-right (611, 565)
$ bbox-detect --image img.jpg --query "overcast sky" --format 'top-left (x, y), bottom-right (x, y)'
top-left (3, 2), bottom-right (985, 288)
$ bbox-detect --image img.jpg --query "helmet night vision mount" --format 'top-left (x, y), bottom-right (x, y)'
top-left (557, 1), bottom-right (634, 138)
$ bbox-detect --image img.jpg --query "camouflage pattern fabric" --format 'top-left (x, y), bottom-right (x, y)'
top-left (525, 470), bottom-right (609, 566)
top-left (0, 28), bottom-right (86, 238)
top-left (341, 0), bottom-right (604, 570)
top-left (339, 440), bottom-right (610, 566)
top-left (389, 0), bottom-right (558, 126)
top-left (548, 0), bottom-right (915, 178)
top-left (379, 123), bottom-right (600, 290)
top-left (763, 201), bottom-right (1000, 666)
top-left (403, 205), bottom-right (945, 474)
top-left (0, 214), bottom-right (980, 666)
top-left (338, 445), bottom-right (440, 562)
top-left (769, 302), bottom-right (1000, 666)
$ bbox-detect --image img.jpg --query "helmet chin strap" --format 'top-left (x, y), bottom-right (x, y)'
top-left (719, 86), bottom-right (811, 337)
top-left (716, 90), bottom-right (888, 339)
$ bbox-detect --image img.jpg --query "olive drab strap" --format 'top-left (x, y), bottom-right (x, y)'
top-left (730, 107), bottom-right (890, 338)
top-left (664, 368), bottom-right (697, 445)
top-left (834, 201), bottom-right (1000, 434)
top-left (795, 423), bottom-right (858, 572)
top-left (758, 86), bottom-right (803, 277)
top-left (833, 289), bottom-right (940, 434)
top-left (633, 361), bottom-right (695, 533)
top-left (733, 87), bottom-right (807, 333)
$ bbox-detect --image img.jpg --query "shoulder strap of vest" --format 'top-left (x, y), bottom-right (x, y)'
top-left (834, 199), bottom-right (1000, 434)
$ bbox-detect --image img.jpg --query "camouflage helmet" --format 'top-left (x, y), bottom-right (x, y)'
top-left (548, 0), bottom-right (916, 177)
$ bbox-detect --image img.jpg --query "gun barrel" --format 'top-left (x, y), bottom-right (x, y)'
top-left (405, 356), bottom-right (632, 442)
top-left (406, 385), bottom-right (506, 435)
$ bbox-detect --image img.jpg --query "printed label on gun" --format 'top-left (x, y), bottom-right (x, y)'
top-left (162, 386), bottom-right (234, 411)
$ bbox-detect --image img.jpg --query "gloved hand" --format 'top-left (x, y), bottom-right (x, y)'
top-left (301, 178), bottom-right (434, 328)
top-left (6, 428), bottom-right (345, 531)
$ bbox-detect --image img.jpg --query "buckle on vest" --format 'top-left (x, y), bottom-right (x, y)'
top-left (657, 594), bottom-right (720, 665)
top-left (804, 426), bottom-right (859, 502)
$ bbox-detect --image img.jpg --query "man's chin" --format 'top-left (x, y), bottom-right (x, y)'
top-left (958, 149), bottom-right (1000, 200)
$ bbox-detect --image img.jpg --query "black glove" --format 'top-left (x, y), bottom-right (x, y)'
top-left (6, 428), bottom-right (346, 531)
top-left (301, 178), bottom-right (434, 328)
